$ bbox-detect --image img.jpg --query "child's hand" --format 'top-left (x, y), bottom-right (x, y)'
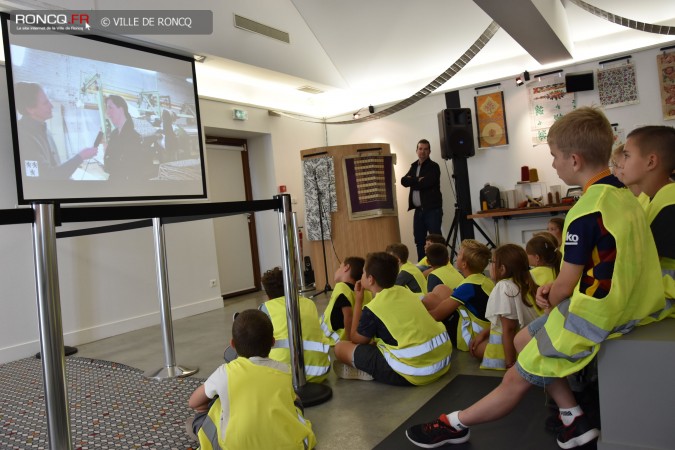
top-left (354, 281), bottom-right (364, 303)
top-left (536, 283), bottom-right (553, 311)
top-left (469, 333), bottom-right (486, 357)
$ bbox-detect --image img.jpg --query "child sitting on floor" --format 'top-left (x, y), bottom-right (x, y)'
top-left (387, 242), bottom-right (428, 294)
top-left (526, 232), bottom-right (561, 287)
top-left (260, 267), bottom-right (331, 382)
top-left (187, 309), bottom-right (316, 449)
top-left (470, 244), bottom-right (541, 370)
top-left (426, 243), bottom-right (464, 292)
top-left (422, 239), bottom-right (494, 351)
top-left (320, 256), bottom-right (365, 345)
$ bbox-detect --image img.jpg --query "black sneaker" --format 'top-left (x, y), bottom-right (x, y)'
top-left (556, 414), bottom-right (600, 449)
top-left (405, 415), bottom-right (470, 448)
top-left (545, 413), bottom-right (564, 434)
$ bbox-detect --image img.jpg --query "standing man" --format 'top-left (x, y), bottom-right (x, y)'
top-left (15, 82), bottom-right (97, 180)
top-left (401, 139), bottom-right (444, 261)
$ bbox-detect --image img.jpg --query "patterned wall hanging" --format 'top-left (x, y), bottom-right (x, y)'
top-left (342, 155), bottom-right (397, 221)
top-left (302, 156), bottom-right (337, 241)
top-left (528, 78), bottom-right (576, 146)
top-left (597, 63), bottom-right (639, 109)
top-left (657, 52), bottom-right (675, 120)
top-left (474, 91), bottom-right (509, 148)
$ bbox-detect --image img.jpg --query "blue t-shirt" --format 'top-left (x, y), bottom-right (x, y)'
top-left (451, 282), bottom-right (489, 321)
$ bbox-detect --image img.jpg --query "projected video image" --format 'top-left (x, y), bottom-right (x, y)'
top-left (4, 24), bottom-right (206, 203)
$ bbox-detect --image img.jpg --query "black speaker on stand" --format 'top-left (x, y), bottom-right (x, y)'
top-left (438, 108), bottom-right (496, 261)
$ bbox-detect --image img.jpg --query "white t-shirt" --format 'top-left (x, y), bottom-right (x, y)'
top-left (485, 279), bottom-right (539, 333)
top-left (203, 357), bottom-right (290, 439)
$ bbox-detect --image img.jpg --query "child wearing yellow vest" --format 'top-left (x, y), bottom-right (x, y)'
top-left (417, 233), bottom-right (446, 271)
top-left (319, 256), bottom-right (365, 345)
top-left (334, 252), bottom-right (452, 386)
top-left (526, 232), bottom-right (561, 287)
top-left (617, 125), bottom-right (675, 319)
top-left (470, 244), bottom-right (541, 371)
top-left (187, 309), bottom-right (316, 450)
top-left (406, 107), bottom-right (665, 449)
top-left (422, 239), bottom-right (493, 351)
top-left (426, 243), bottom-right (464, 292)
top-left (260, 267), bottom-right (331, 383)
top-left (387, 242), bottom-right (428, 294)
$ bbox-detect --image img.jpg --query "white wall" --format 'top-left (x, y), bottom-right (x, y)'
top-left (327, 44), bottom-right (674, 251)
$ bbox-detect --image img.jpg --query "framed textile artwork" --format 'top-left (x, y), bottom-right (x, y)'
top-left (302, 156), bottom-right (337, 240)
top-left (597, 63), bottom-right (639, 109)
top-left (657, 52), bottom-right (675, 120)
top-left (342, 155), bottom-right (397, 221)
top-left (474, 91), bottom-right (509, 148)
top-left (528, 78), bottom-right (576, 146)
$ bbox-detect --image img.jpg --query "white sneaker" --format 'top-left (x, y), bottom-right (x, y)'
top-left (333, 361), bottom-right (374, 381)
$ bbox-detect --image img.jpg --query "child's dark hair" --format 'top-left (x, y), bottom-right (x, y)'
top-left (494, 244), bottom-right (538, 308)
top-left (425, 234), bottom-right (446, 245)
top-left (261, 267), bottom-right (285, 299)
top-left (364, 252), bottom-right (399, 289)
top-left (548, 217), bottom-right (564, 233)
top-left (460, 239), bottom-right (491, 273)
top-left (386, 243), bottom-right (409, 263)
top-left (232, 309), bottom-right (275, 358)
top-left (627, 125), bottom-right (675, 173)
top-left (527, 233), bottom-right (562, 277)
top-left (343, 256), bottom-right (365, 281)
top-left (426, 243), bottom-right (449, 267)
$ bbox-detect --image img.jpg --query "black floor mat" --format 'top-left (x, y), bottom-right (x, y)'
top-left (374, 374), bottom-right (597, 450)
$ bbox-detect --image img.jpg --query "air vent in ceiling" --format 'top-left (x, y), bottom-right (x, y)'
top-left (297, 85), bottom-right (324, 95)
top-left (234, 14), bottom-right (290, 44)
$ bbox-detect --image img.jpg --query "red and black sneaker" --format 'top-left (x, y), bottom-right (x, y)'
top-left (556, 414), bottom-right (600, 449)
top-left (405, 415), bottom-right (470, 448)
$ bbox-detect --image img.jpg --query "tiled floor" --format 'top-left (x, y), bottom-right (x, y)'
top-left (75, 290), bottom-right (503, 449)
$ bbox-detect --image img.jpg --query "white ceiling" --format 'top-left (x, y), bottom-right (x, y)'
top-left (2, 0), bottom-right (675, 118)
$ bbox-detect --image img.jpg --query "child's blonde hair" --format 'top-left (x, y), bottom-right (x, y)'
top-left (547, 106), bottom-right (613, 167)
top-left (459, 239), bottom-right (491, 273)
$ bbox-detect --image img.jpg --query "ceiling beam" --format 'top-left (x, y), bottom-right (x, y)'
top-left (473, 0), bottom-right (573, 64)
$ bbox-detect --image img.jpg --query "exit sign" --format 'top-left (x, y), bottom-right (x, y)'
top-left (233, 109), bottom-right (248, 120)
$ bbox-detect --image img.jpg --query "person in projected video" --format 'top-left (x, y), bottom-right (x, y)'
top-left (15, 82), bottom-right (98, 180)
top-left (102, 95), bottom-right (151, 181)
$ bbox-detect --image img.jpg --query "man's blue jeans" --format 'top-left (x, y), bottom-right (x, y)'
top-left (413, 207), bottom-right (443, 261)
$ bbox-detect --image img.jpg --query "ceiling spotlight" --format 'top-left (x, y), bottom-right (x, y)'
top-left (368, 105), bottom-right (375, 114)
top-left (193, 54), bottom-right (206, 63)
top-left (515, 70), bottom-right (530, 87)
top-left (353, 112), bottom-right (360, 119)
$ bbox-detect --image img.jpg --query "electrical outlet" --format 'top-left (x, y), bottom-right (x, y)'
top-left (209, 279), bottom-right (217, 288)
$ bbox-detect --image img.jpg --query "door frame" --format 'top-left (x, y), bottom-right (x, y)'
top-left (205, 135), bottom-right (261, 296)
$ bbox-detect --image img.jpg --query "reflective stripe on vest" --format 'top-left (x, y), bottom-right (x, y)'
top-left (274, 339), bottom-right (329, 354)
top-left (199, 414), bottom-right (219, 449)
top-left (320, 320), bottom-right (340, 343)
top-left (480, 332), bottom-right (505, 369)
top-left (297, 412), bottom-right (310, 450)
top-left (458, 308), bottom-right (485, 347)
top-left (381, 348), bottom-right (451, 376)
top-left (387, 332), bottom-right (449, 359)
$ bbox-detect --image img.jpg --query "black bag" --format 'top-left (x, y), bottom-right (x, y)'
top-left (480, 183), bottom-right (501, 210)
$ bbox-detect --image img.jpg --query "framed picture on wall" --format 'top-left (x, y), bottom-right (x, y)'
top-left (474, 91), bottom-right (509, 148)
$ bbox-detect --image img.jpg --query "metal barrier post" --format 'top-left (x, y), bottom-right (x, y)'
top-left (276, 194), bottom-right (332, 406)
top-left (32, 202), bottom-right (73, 450)
top-left (145, 218), bottom-right (198, 379)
